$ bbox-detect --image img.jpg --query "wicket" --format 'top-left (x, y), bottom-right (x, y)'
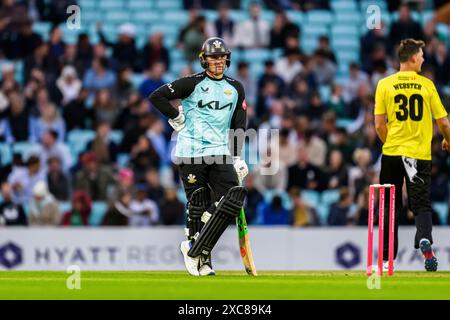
top-left (367, 184), bottom-right (396, 276)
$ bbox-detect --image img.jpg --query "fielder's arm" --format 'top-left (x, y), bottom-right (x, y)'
top-left (436, 116), bottom-right (450, 151)
top-left (374, 114), bottom-right (387, 144)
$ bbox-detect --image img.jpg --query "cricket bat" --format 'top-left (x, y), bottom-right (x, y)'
top-left (236, 207), bottom-right (257, 276)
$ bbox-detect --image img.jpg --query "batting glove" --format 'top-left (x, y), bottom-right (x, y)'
top-left (168, 105), bottom-right (185, 132)
top-left (233, 156), bottom-right (248, 183)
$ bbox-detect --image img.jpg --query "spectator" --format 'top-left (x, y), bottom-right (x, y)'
top-left (139, 62), bottom-right (167, 98)
top-left (269, 10), bottom-right (300, 49)
top-left (91, 89), bottom-right (119, 128)
top-left (176, 8), bottom-right (200, 48)
top-left (102, 190), bottom-right (132, 226)
top-left (348, 148), bottom-right (373, 199)
top-left (46, 0), bottom-right (77, 25)
top-left (145, 168), bottom-right (164, 202)
top-left (285, 78), bottom-right (310, 115)
top-left (83, 57), bottom-right (117, 96)
top-left (274, 48), bottom-right (303, 85)
top-left (234, 61), bottom-right (257, 105)
top-left (212, 2), bottom-right (235, 46)
top-left (97, 22), bottom-right (139, 70)
top-left (183, 15), bottom-right (209, 63)
top-left (255, 80), bottom-right (282, 119)
top-left (303, 91), bottom-right (328, 127)
top-left (316, 36), bottom-right (336, 64)
top-left (259, 195), bottom-right (290, 225)
top-left (299, 128), bottom-right (327, 168)
top-left (4, 90), bottom-right (32, 143)
top-left (86, 121), bottom-right (119, 166)
top-left (130, 135), bottom-right (161, 182)
top-left (74, 152), bottom-right (115, 201)
top-left (311, 49), bottom-right (337, 86)
top-left (47, 156), bottom-right (70, 201)
top-left (243, 174), bottom-right (264, 224)
top-left (360, 21), bottom-right (390, 67)
top-left (56, 65), bottom-right (82, 107)
top-left (389, 4), bottom-right (425, 49)
top-left (30, 102), bottom-right (66, 143)
top-left (159, 187), bottom-right (184, 225)
top-left (327, 84), bottom-right (346, 118)
top-left (257, 60), bottom-right (285, 94)
top-left (0, 62), bottom-right (19, 92)
top-left (427, 41), bottom-right (450, 87)
top-left (346, 82), bottom-right (372, 120)
top-left (36, 130), bottom-right (72, 173)
top-left (290, 187), bottom-right (320, 226)
top-left (328, 127), bottom-right (355, 165)
top-left (351, 187), bottom-right (370, 226)
top-left (47, 25), bottom-right (65, 61)
top-left (23, 39), bottom-right (55, 84)
top-left (0, 182), bottom-right (27, 226)
top-left (0, 0), bottom-right (28, 39)
top-left (7, 19), bottom-right (41, 59)
top-left (61, 191), bottom-right (92, 226)
top-left (140, 32), bottom-right (170, 72)
top-left (75, 33), bottom-right (93, 76)
top-left (28, 181), bottom-right (60, 226)
top-left (343, 63), bottom-right (369, 103)
top-left (111, 66), bottom-right (134, 110)
top-left (328, 187), bottom-right (352, 226)
top-left (287, 148), bottom-right (324, 191)
top-left (129, 184), bottom-right (160, 226)
top-left (7, 155), bottom-right (45, 204)
top-left (63, 87), bottom-right (90, 130)
top-left (120, 111), bottom-right (153, 153)
top-left (277, 128), bottom-right (298, 167)
top-left (146, 117), bottom-right (168, 165)
top-left (253, 147), bottom-right (288, 193)
top-left (233, 2), bottom-right (270, 49)
top-left (325, 149), bottom-right (349, 190)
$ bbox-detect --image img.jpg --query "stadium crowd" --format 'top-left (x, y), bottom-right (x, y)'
top-left (0, 0), bottom-right (449, 227)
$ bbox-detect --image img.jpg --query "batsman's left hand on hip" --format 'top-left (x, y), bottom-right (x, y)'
top-left (233, 156), bottom-right (248, 182)
top-left (168, 105), bottom-right (185, 132)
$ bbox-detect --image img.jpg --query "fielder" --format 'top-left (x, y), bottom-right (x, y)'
top-left (150, 37), bottom-right (248, 276)
top-left (374, 38), bottom-right (450, 272)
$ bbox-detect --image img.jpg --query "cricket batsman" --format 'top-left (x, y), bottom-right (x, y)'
top-left (374, 39), bottom-right (450, 272)
top-left (150, 37), bottom-right (248, 276)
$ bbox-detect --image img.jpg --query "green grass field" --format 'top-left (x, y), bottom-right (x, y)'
top-left (1, 271), bottom-right (450, 300)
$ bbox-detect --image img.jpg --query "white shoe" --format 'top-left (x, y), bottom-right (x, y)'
top-left (180, 240), bottom-right (200, 276)
top-left (199, 264), bottom-right (216, 276)
top-left (383, 260), bottom-right (394, 273)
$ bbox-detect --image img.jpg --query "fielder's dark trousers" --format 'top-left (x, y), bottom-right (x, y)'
top-left (178, 156), bottom-right (239, 213)
top-left (379, 155), bottom-right (433, 260)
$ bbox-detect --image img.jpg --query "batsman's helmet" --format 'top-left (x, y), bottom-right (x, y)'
top-left (198, 37), bottom-right (231, 69)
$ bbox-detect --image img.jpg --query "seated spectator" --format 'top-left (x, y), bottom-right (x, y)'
top-left (347, 82), bottom-right (372, 120)
top-left (212, 2), bottom-right (234, 46)
top-left (360, 21), bottom-right (390, 68)
top-left (129, 184), bottom-right (160, 226)
top-left (348, 148), bottom-right (373, 199)
top-left (426, 40), bottom-right (450, 87)
top-left (253, 147), bottom-right (288, 193)
top-left (97, 22), bottom-right (138, 70)
top-left (259, 195), bottom-right (290, 225)
top-left (275, 48), bottom-right (303, 85)
top-left (139, 62), bottom-right (167, 98)
top-left (269, 10), bottom-right (300, 49)
top-left (316, 36), bottom-right (336, 64)
top-left (311, 49), bottom-right (337, 86)
top-left (111, 66), bottom-right (134, 110)
top-left (61, 191), bottom-right (92, 226)
top-left (120, 112), bottom-right (153, 153)
top-left (351, 187), bottom-right (369, 226)
top-left (243, 174), bottom-right (264, 224)
top-left (277, 128), bottom-right (298, 167)
top-left (130, 136), bottom-right (161, 182)
top-left (389, 4), bottom-right (425, 49)
top-left (102, 190), bottom-right (132, 226)
top-left (47, 25), bottom-right (65, 61)
top-left (299, 129), bottom-right (327, 168)
top-left (304, 91), bottom-right (327, 126)
top-left (92, 88), bottom-right (119, 126)
top-left (23, 39), bottom-right (55, 84)
top-left (0, 182), bottom-right (27, 226)
top-left (28, 181), bottom-right (60, 226)
top-left (75, 33), bottom-right (93, 76)
top-left (290, 187), bottom-right (320, 227)
top-left (287, 148), bottom-right (324, 191)
top-left (63, 88), bottom-right (90, 130)
top-left (286, 78), bottom-right (310, 115)
top-left (257, 60), bottom-right (285, 94)
top-left (37, 130), bottom-right (72, 173)
top-left (145, 168), bottom-right (164, 202)
top-left (4, 90), bottom-right (32, 143)
top-left (327, 84), bottom-right (347, 118)
top-left (159, 187), bottom-right (184, 225)
top-left (83, 57), bottom-right (117, 96)
top-left (9, 19), bottom-right (42, 60)
top-left (8, 155), bottom-right (45, 204)
top-left (234, 61), bottom-right (257, 106)
top-left (47, 156), bottom-right (70, 201)
top-left (0, 62), bottom-right (20, 92)
top-left (146, 118), bottom-right (168, 165)
top-left (30, 102), bottom-right (66, 143)
top-left (56, 65), bottom-right (82, 107)
top-left (181, 15), bottom-right (208, 63)
top-left (325, 149), bottom-right (349, 190)
top-left (87, 121), bottom-right (119, 166)
top-left (140, 32), bottom-right (170, 72)
top-left (233, 2), bottom-right (270, 49)
top-left (74, 152), bottom-right (116, 201)
top-left (328, 187), bottom-right (352, 226)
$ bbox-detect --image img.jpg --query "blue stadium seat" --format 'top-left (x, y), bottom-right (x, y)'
top-left (301, 190), bottom-right (320, 207)
top-left (421, 10), bottom-right (434, 26)
top-left (306, 10), bottom-right (334, 25)
top-left (331, 0), bottom-right (357, 12)
top-left (360, 0), bottom-right (387, 12)
top-left (229, 10), bottom-right (249, 23)
top-left (32, 22), bottom-right (52, 41)
top-left (78, 0), bottom-right (97, 10)
top-left (59, 201), bottom-right (72, 215)
top-left (436, 23), bottom-right (449, 43)
top-left (130, 73), bottom-right (144, 89)
top-left (336, 50), bottom-right (359, 64)
top-left (263, 190), bottom-right (293, 211)
top-left (319, 85), bottom-right (331, 102)
top-left (131, 11), bottom-right (160, 23)
top-left (335, 12), bottom-right (362, 25)
top-left (243, 49), bottom-right (272, 62)
top-left (128, 0), bottom-right (154, 10)
top-left (104, 11), bottom-right (130, 24)
top-left (331, 25), bottom-right (360, 38)
top-left (155, 0), bottom-right (181, 10)
top-left (301, 24), bottom-right (328, 39)
top-left (98, 0), bottom-right (124, 10)
top-left (110, 130), bottom-right (124, 145)
top-left (12, 142), bottom-right (40, 161)
top-left (287, 11), bottom-right (304, 25)
top-left (390, 11), bottom-right (421, 23)
top-left (67, 129), bottom-right (96, 160)
top-left (301, 36), bottom-right (318, 55)
top-left (116, 153), bottom-right (130, 168)
top-left (261, 10), bottom-right (275, 24)
top-left (321, 189), bottom-right (340, 205)
top-left (162, 11), bottom-right (190, 26)
top-left (0, 143), bottom-right (12, 166)
top-left (177, 188), bottom-right (188, 205)
top-left (316, 203), bottom-right (330, 225)
top-left (82, 11), bottom-right (103, 25)
top-left (432, 202), bottom-right (449, 225)
top-left (89, 202), bottom-right (108, 226)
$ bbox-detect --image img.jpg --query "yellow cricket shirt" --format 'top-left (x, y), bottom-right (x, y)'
top-left (374, 71), bottom-right (448, 160)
